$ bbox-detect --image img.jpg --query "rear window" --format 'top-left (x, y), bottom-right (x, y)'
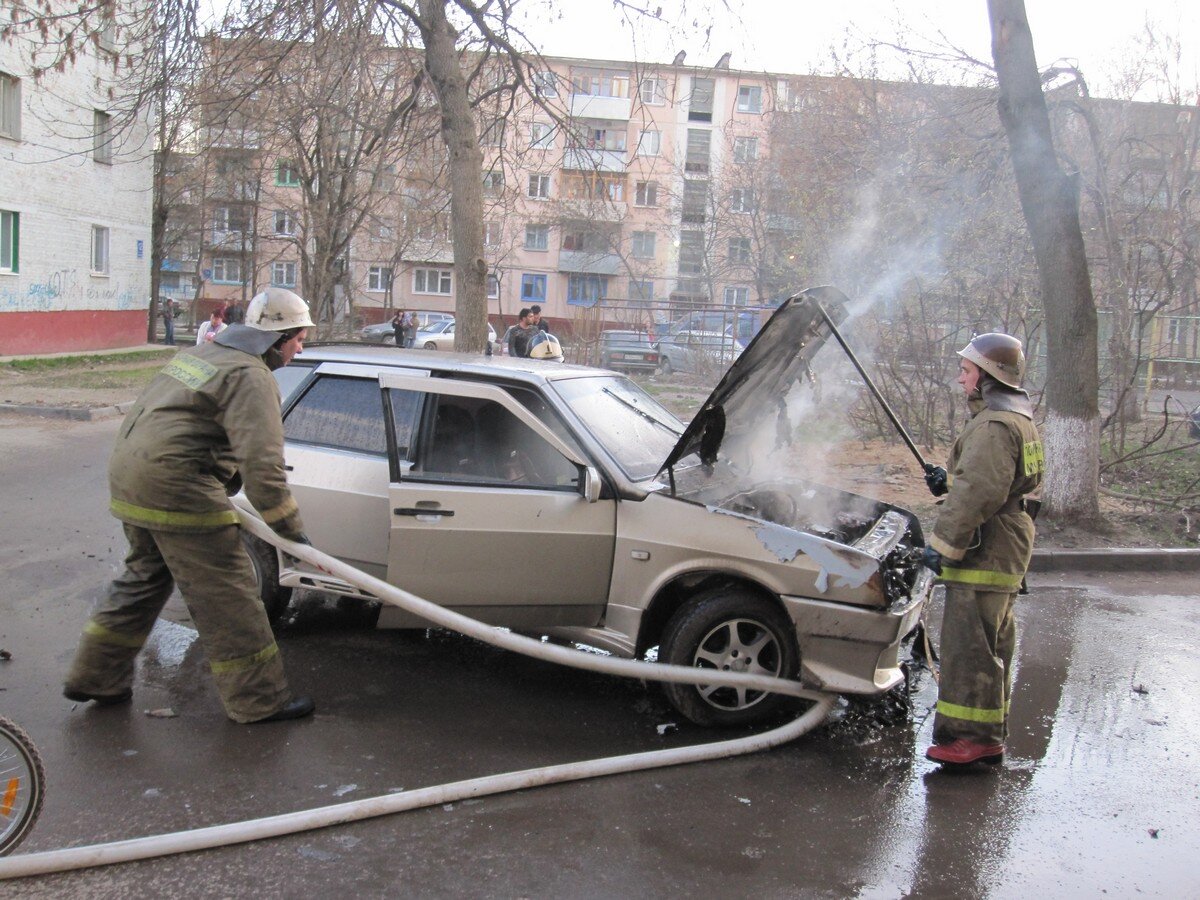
top-left (283, 375), bottom-right (387, 455)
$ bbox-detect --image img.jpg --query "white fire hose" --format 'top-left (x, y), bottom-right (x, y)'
top-left (0, 512), bottom-right (837, 880)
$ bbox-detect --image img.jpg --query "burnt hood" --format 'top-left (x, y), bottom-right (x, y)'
top-left (658, 285), bottom-right (850, 478)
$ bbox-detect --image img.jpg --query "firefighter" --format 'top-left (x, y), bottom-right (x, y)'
top-left (64, 288), bottom-right (317, 724)
top-left (920, 333), bottom-right (1044, 766)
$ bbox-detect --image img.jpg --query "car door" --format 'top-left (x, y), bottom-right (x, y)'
top-left (381, 372), bottom-right (616, 628)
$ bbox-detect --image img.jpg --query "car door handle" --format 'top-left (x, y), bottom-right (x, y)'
top-left (284, 465), bottom-right (294, 471)
top-left (394, 507), bottom-right (455, 517)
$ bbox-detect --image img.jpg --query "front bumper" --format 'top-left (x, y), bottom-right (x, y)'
top-left (782, 568), bottom-right (932, 696)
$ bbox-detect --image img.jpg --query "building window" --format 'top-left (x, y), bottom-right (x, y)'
top-left (636, 129), bottom-right (660, 156)
top-left (487, 274), bottom-right (500, 299)
top-left (728, 237), bottom-right (752, 264)
top-left (689, 77), bottom-right (714, 122)
top-left (211, 257), bottom-right (242, 284)
top-left (570, 125), bottom-right (627, 152)
top-left (484, 221), bottom-right (500, 247)
top-left (567, 273), bottom-right (607, 306)
top-left (368, 265), bottom-right (392, 292)
top-left (90, 225), bottom-right (110, 274)
top-left (273, 210), bottom-right (295, 236)
top-left (525, 224), bottom-right (549, 251)
top-left (733, 136), bottom-right (758, 163)
top-left (528, 173), bottom-right (551, 199)
top-left (0, 72), bottom-right (20, 140)
top-left (682, 180), bottom-right (708, 224)
top-left (480, 119), bottom-right (504, 148)
top-left (685, 129), bottom-right (711, 174)
top-left (0, 209), bottom-right (17, 273)
top-left (634, 181), bottom-right (658, 207)
top-left (275, 160), bottom-right (301, 187)
top-left (483, 169), bottom-right (504, 195)
top-left (413, 267), bottom-right (452, 295)
top-left (271, 261), bottom-right (297, 287)
top-left (678, 231), bottom-right (705, 277)
top-left (731, 188), bottom-right (755, 213)
top-left (631, 231), bottom-right (656, 259)
top-left (532, 71), bottom-right (558, 97)
top-left (724, 286), bottom-right (750, 306)
top-left (93, 110), bottom-right (113, 164)
top-left (570, 70), bottom-right (630, 98)
top-left (563, 172), bottom-right (624, 202)
top-left (521, 273), bottom-right (546, 301)
top-left (630, 278), bottom-right (654, 303)
top-left (736, 85), bottom-right (763, 114)
top-left (639, 76), bottom-right (665, 105)
top-left (530, 122), bottom-right (554, 149)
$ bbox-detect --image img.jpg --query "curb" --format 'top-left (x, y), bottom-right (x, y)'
top-left (0, 401), bottom-right (135, 421)
top-left (1030, 547), bottom-right (1200, 572)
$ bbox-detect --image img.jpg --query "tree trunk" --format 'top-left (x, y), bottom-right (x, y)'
top-left (419, 0), bottom-right (488, 353)
top-left (988, 0), bottom-right (1100, 520)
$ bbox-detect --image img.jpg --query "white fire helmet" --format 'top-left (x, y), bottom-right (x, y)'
top-left (245, 288), bottom-right (315, 332)
top-left (527, 331), bottom-right (564, 361)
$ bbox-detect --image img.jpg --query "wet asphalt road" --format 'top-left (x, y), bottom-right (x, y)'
top-left (1, 415), bottom-right (1198, 898)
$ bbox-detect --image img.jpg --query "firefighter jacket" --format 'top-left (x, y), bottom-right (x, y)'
top-left (929, 382), bottom-right (1044, 591)
top-left (108, 325), bottom-right (304, 538)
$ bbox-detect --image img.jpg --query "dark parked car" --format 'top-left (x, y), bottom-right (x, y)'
top-left (598, 330), bottom-right (659, 374)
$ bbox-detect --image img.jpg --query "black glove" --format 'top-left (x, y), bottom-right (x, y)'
top-left (919, 546), bottom-right (943, 575)
top-left (924, 463), bottom-right (948, 497)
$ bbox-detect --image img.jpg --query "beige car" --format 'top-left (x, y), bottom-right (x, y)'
top-left (247, 287), bottom-right (933, 726)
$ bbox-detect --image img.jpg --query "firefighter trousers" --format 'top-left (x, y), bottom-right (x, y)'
top-left (932, 584), bottom-right (1017, 745)
top-left (64, 523), bottom-right (291, 723)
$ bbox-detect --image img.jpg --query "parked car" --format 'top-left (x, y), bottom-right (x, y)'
top-left (656, 329), bottom-right (745, 375)
top-left (668, 309), bottom-right (763, 344)
top-left (598, 330), bottom-right (660, 374)
top-left (414, 319), bottom-right (498, 352)
top-left (243, 286), bottom-right (932, 727)
top-left (359, 311), bottom-right (454, 344)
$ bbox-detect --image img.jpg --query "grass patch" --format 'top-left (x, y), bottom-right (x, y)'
top-left (5, 348), bottom-right (177, 373)
top-left (24, 365), bottom-right (167, 391)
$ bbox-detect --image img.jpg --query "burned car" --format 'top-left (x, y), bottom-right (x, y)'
top-left (246, 286), bottom-right (933, 726)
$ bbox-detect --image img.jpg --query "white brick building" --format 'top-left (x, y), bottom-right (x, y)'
top-left (0, 8), bottom-right (153, 355)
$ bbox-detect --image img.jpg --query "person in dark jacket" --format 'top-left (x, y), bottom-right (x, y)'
top-left (921, 333), bottom-right (1044, 766)
top-left (508, 308), bottom-right (538, 358)
top-left (64, 288), bottom-right (318, 724)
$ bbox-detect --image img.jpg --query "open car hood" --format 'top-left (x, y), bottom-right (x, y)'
top-left (659, 285), bottom-right (849, 478)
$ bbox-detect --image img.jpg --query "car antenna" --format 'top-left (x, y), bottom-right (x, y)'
top-left (815, 303), bottom-right (931, 474)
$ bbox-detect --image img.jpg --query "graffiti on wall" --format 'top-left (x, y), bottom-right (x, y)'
top-left (0, 268), bottom-right (141, 312)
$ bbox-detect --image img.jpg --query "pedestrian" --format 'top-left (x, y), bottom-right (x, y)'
top-left (508, 308), bottom-right (538, 358)
top-left (530, 304), bottom-right (549, 333)
top-left (392, 311), bottom-right (404, 347)
top-left (160, 297), bottom-right (176, 345)
top-left (403, 309), bottom-right (418, 348)
top-left (920, 333), bottom-right (1044, 766)
top-left (224, 301), bottom-right (245, 325)
top-left (196, 308), bottom-right (226, 344)
top-left (63, 287), bottom-right (318, 724)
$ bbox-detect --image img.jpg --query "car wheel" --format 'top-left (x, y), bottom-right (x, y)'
top-left (423, 341), bottom-right (438, 350)
top-left (660, 588), bottom-right (799, 727)
top-left (241, 532), bottom-right (293, 626)
top-left (660, 358), bottom-right (673, 376)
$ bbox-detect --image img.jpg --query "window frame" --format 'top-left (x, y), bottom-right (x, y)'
top-left (639, 76), bottom-right (665, 105)
top-left (93, 110), bottom-right (113, 164)
top-left (728, 237), bottom-right (752, 264)
top-left (634, 180), bottom-right (658, 207)
top-left (524, 224), bottom-right (550, 251)
top-left (520, 273), bottom-right (546, 301)
top-left (724, 286), bottom-right (750, 306)
top-left (0, 209), bottom-right (18, 273)
top-left (636, 129), bottom-right (661, 156)
top-left (530, 122), bottom-right (554, 149)
top-left (630, 230), bottom-right (656, 259)
top-left (271, 260), bottom-right (297, 287)
top-left (90, 225), bottom-right (110, 274)
top-left (367, 265), bottom-right (393, 292)
top-left (272, 209), bottom-right (295, 236)
top-left (730, 187), bottom-right (756, 213)
top-left (0, 71), bottom-right (20, 141)
top-left (733, 136), bottom-right (759, 163)
top-left (275, 159), bottom-right (301, 187)
top-left (527, 173), bottom-right (551, 200)
top-left (736, 85), bottom-right (764, 114)
top-left (413, 266), bottom-right (453, 295)
top-left (211, 256), bottom-right (243, 284)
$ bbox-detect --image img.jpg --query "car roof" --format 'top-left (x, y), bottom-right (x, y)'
top-left (297, 342), bottom-right (606, 385)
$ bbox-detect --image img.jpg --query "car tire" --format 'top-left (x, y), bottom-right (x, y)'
top-left (423, 341), bottom-right (437, 350)
top-left (660, 358), bottom-right (673, 376)
top-left (660, 588), bottom-right (799, 727)
top-left (241, 532), bottom-right (293, 626)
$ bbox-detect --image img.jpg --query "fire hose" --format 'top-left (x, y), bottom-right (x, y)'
top-left (0, 509), bottom-right (837, 880)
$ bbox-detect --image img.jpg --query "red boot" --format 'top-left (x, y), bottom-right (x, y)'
top-left (926, 739), bottom-right (1004, 765)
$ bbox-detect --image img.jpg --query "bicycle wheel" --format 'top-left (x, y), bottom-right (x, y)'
top-left (0, 715), bottom-right (45, 855)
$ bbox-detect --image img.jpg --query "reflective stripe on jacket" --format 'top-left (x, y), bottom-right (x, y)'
top-left (108, 337), bottom-right (302, 535)
top-left (930, 402), bottom-right (1043, 588)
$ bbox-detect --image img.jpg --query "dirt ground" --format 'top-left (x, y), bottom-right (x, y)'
top-left (0, 351), bottom-right (1188, 549)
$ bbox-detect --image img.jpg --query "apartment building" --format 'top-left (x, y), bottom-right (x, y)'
top-left (0, 9), bottom-right (153, 355)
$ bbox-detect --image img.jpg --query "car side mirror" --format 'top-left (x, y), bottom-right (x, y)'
top-left (581, 465), bottom-right (602, 503)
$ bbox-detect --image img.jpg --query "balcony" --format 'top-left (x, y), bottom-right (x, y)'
top-left (558, 250), bottom-right (622, 275)
top-left (562, 148), bottom-right (627, 173)
top-left (569, 93), bottom-right (632, 121)
top-left (209, 230), bottom-right (248, 250)
top-left (559, 199), bottom-right (627, 222)
top-left (204, 127), bottom-right (261, 150)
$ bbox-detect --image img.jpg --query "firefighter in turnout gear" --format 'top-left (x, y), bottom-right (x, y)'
top-left (64, 288), bottom-right (317, 724)
top-left (921, 332), bottom-right (1044, 766)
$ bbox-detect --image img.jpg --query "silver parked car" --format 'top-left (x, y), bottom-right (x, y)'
top-left (359, 311), bottom-right (454, 344)
top-left (414, 318), bottom-right (499, 352)
top-left (246, 287), bottom-right (932, 727)
top-left (656, 329), bottom-right (745, 375)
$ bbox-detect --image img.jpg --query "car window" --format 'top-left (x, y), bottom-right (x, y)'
top-left (408, 395), bottom-right (579, 490)
top-left (274, 362), bottom-right (316, 408)
top-left (387, 389), bottom-right (424, 464)
top-left (284, 375), bottom-right (387, 455)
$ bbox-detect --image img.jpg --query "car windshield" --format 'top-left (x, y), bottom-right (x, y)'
top-left (424, 320), bottom-right (452, 334)
top-left (553, 375), bottom-right (687, 481)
